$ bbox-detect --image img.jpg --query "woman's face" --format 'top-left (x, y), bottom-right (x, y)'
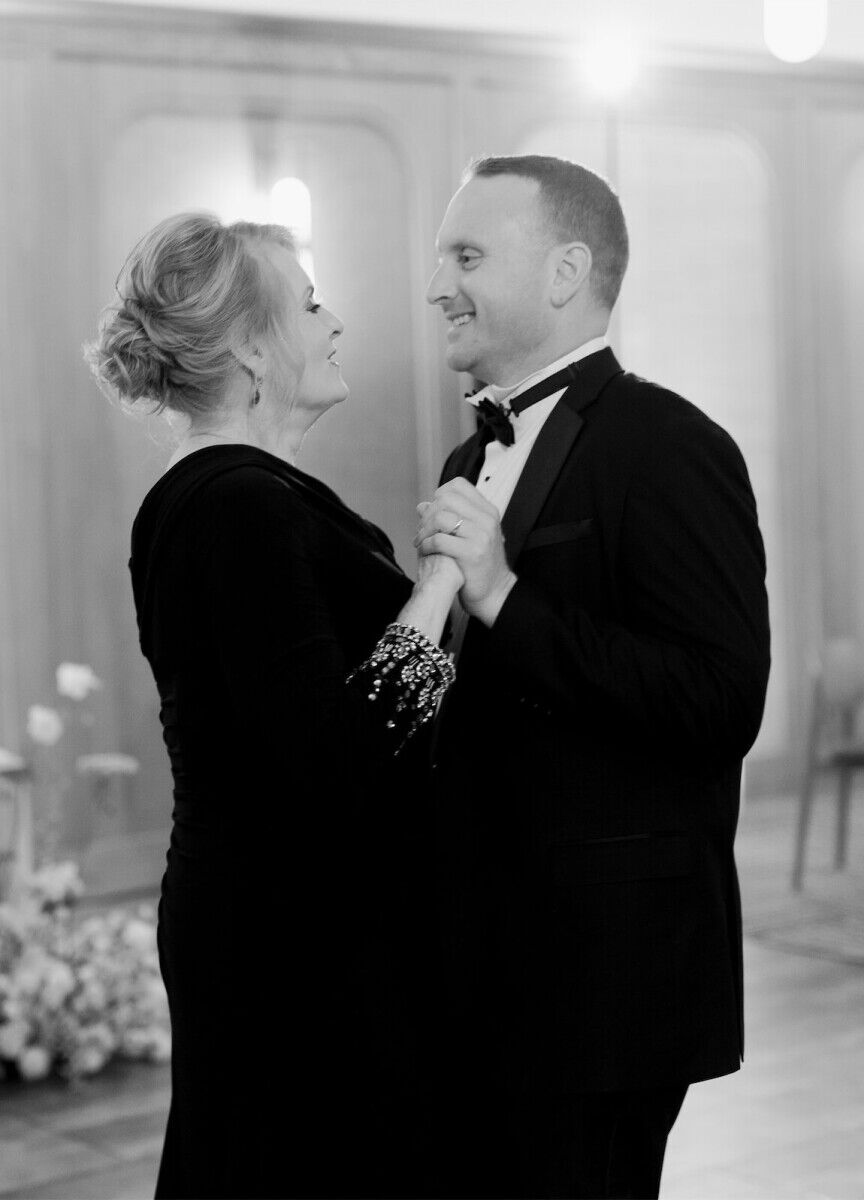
top-left (269, 244), bottom-right (348, 416)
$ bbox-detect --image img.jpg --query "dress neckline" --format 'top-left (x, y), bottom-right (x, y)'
top-left (146, 442), bottom-right (400, 568)
top-left (157, 442), bottom-right (355, 509)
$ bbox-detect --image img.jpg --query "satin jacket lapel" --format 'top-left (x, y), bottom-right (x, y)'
top-left (440, 431), bottom-right (486, 487)
top-left (501, 348), bottom-right (624, 566)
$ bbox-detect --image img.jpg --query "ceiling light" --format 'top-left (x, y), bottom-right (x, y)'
top-left (579, 34), bottom-right (640, 101)
top-left (764, 0), bottom-right (827, 63)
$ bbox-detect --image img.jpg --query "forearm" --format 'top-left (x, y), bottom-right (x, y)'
top-left (396, 579), bottom-right (456, 645)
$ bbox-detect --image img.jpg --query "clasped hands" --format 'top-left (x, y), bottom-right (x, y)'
top-left (414, 477), bottom-right (518, 627)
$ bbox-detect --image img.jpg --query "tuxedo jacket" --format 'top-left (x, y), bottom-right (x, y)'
top-left (432, 347), bottom-right (771, 1095)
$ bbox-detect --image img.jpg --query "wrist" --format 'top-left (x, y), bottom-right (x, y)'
top-left (397, 578), bottom-right (457, 645)
top-left (465, 571), bottom-right (518, 628)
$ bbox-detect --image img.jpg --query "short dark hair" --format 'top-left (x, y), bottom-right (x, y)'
top-left (466, 154), bottom-right (629, 310)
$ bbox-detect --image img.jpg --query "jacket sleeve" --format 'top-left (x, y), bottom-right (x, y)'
top-left (489, 413), bottom-right (771, 761)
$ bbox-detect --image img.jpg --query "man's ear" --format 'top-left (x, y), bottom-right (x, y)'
top-left (551, 242), bottom-right (592, 308)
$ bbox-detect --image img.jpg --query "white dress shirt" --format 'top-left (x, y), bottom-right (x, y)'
top-left (466, 336), bottom-right (608, 518)
top-left (443, 337), bottom-right (609, 657)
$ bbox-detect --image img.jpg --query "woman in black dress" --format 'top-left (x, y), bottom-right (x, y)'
top-left (85, 214), bottom-right (461, 1199)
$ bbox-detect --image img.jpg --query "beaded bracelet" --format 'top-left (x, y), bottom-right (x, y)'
top-left (347, 622), bottom-right (456, 754)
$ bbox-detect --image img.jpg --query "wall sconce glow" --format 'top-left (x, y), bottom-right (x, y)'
top-left (270, 177), bottom-right (311, 239)
top-left (763, 0), bottom-right (827, 63)
top-left (270, 176), bottom-right (315, 282)
top-left (579, 35), bottom-right (640, 101)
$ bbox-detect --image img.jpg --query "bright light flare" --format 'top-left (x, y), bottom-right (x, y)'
top-left (579, 35), bottom-right (640, 101)
top-left (269, 176), bottom-right (314, 281)
top-left (269, 177), bottom-right (311, 240)
top-left (764, 0), bottom-right (827, 63)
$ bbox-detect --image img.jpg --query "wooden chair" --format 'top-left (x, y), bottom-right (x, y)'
top-left (792, 638), bottom-right (864, 890)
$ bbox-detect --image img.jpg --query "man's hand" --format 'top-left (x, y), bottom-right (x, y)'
top-left (414, 478), bottom-right (518, 627)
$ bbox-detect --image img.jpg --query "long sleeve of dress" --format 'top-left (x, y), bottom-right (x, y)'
top-left (202, 468), bottom-right (451, 777)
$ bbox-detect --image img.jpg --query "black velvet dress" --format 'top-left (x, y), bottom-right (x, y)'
top-left (129, 445), bottom-right (441, 1199)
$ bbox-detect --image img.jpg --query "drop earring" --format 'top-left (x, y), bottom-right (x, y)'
top-left (251, 374), bottom-right (263, 406)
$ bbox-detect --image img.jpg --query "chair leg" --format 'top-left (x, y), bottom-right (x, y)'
top-left (835, 767), bottom-right (853, 871)
top-left (792, 763), bottom-right (818, 891)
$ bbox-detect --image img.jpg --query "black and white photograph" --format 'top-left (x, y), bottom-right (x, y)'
top-left (0, 0), bottom-right (862, 1197)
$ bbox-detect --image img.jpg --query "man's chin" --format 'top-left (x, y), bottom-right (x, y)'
top-left (445, 345), bottom-right (478, 375)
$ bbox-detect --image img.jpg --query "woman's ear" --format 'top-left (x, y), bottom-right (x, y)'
top-left (551, 242), bottom-right (592, 308)
top-left (231, 343), bottom-right (266, 379)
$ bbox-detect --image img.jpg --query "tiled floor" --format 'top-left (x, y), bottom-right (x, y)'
top-left (662, 790), bottom-right (864, 1200)
top-left (664, 942), bottom-right (864, 1199)
top-left (0, 1060), bottom-right (168, 1198)
top-left (1, 791), bottom-right (862, 1199)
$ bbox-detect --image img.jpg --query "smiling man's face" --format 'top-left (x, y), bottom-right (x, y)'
top-left (427, 174), bottom-right (558, 386)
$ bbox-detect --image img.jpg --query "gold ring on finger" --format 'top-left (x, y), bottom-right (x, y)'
top-left (448, 519), bottom-right (464, 536)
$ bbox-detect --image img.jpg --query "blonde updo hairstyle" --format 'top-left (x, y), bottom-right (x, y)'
top-left (85, 213), bottom-right (300, 417)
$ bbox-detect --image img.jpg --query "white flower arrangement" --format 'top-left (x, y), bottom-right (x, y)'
top-left (26, 706), bottom-right (65, 748)
top-left (0, 663), bottom-right (162, 1083)
top-left (56, 663), bottom-right (103, 703)
top-left (0, 862), bottom-right (169, 1082)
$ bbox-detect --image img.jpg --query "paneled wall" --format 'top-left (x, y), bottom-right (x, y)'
top-left (0, 2), bottom-right (860, 890)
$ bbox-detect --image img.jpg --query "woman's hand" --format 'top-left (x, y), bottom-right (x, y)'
top-left (416, 549), bottom-right (465, 594)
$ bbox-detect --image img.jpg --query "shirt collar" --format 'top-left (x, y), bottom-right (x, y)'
top-left (466, 336), bottom-right (609, 411)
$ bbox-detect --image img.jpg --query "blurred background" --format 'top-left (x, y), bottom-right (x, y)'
top-left (3, 0), bottom-right (861, 887)
top-left (0, 2), bottom-right (863, 1196)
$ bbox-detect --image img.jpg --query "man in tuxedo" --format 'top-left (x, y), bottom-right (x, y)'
top-left (417, 155), bottom-right (771, 1199)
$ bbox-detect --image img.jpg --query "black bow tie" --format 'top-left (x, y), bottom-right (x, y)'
top-left (475, 397), bottom-right (516, 446)
top-left (471, 361), bottom-right (584, 447)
